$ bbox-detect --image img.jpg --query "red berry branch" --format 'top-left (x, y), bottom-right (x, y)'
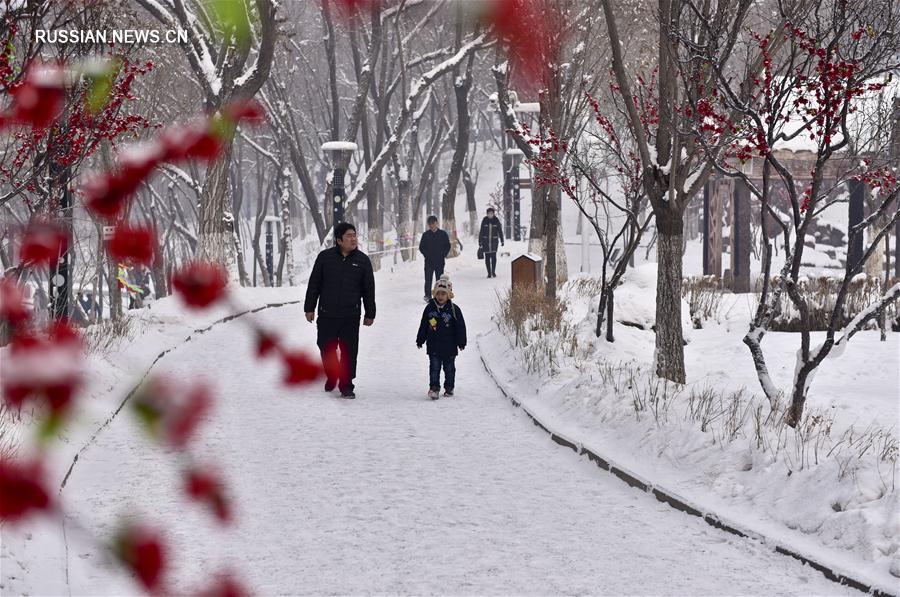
top-left (0, 56), bottom-right (322, 593)
top-left (0, 59), bottom-right (155, 204)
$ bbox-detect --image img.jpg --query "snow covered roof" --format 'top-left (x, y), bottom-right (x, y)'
top-left (321, 141), bottom-right (359, 152)
top-left (514, 253), bottom-right (543, 262)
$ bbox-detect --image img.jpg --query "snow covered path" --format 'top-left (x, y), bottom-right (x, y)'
top-left (58, 256), bottom-right (858, 595)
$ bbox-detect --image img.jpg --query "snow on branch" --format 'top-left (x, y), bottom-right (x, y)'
top-left (135, 0), bottom-right (220, 97)
top-left (342, 32), bottom-right (489, 214)
top-left (836, 283), bottom-right (900, 347)
top-left (406, 33), bottom-right (489, 109)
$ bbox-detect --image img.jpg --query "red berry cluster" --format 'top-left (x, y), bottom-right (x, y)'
top-left (0, 56), bottom-right (303, 594)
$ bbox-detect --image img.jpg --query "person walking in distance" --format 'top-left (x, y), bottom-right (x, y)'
top-left (304, 223), bottom-right (376, 399)
top-left (418, 215), bottom-right (451, 302)
top-left (478, 206), bottom-right (504, 278)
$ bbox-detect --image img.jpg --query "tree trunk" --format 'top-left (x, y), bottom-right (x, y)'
top-left (441, 30), bottom-right (474, 259)
top-left (655, 211), bottom-right (686, 383)
top-left (275, 164), bottom-right (295, 286)
top-left (197, 141), bottom-right (238, 277)
top-left (529, 185), bottom-right (546, 256)
top-left (555, 210), bottom-right (568, 285)
top-left (361, 110), bottom-right (382, 271)
top-left (367, 183), bottom-right (383, 271)
top-left (106, 256), bottom-right (122, 322)
top-left (398, 175), bottom-right (413, 262)
top-left (788, 365), bottom-right (813, 426)
top-left (463, 169), bottom-right (478, 237)
top-left (150, 233), bottom-right (168, 299)
top-left (252, 173), bottom-right (273, 287)
top-left (606, 287), bottom-right (615, 342)
top-left (545, 191), bottom-right (559, 299)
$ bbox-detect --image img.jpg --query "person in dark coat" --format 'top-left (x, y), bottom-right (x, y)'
top-left (416, 274), bottom-right (466, 400)
top-left (304, 222), bottom-right (376, 399)
top-left (478, 206), bottom-right (504, 278)
top-left (418, 215), bottom-right (451, 302)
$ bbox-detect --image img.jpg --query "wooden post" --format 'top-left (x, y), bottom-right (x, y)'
top-left (703, 181), bottom-right (710, 275)
top-left (704, 179), bottom-right (724, 280)
top-left (502, 151), bottom-right (512, 239)
top-left (731, 178), bottom-right (752, 292)
top-left (895, 218), bottom-right (899, 278)
top-left (848, 179), bottom-right (865, 269)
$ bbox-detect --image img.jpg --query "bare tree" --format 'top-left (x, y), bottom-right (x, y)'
top-left (134, 0), bottom-right (277, 274)
top-left (699, 0), bottom-right (900, 425)
top-left (491, 0), bottom-right (609, 298)
top-left (596, 0), bottom-right (784, 383)
top-left (439, 10), bottom-right (477, 258)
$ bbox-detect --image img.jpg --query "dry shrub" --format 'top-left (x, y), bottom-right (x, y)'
top-left (603, 359), bottom-right (895, 485)
top-left (567, 276), bottom-right (605, 299)
top-left (82, 314), bottom-right (140, 355)
top-left (682, 275), bottom-right (723, 329)
top-left (770, 275), bottom-right (898, 332)
top-left (496, 285), bottom-right (571, 373)
top-left (495, 288), bottom-right (897, 486)
top-left (497, 285), bottom-right (566, 344)
top-left (0, 403), bottom-right (21, 461)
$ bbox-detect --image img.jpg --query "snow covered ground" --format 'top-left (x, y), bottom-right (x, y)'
top-left (3, 145), bottom-right (893, 595)
top-left (0, 251), bottom-right (872, 595)
top-left (480, 261), bottom-right (899, 594)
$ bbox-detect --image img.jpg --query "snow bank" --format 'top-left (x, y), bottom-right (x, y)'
top-left (0, 289), bottom-right (305, 595)
top-left (607, 263), bottom-right (693, 340)
top-left (482, 274), bottom-right (899, 591)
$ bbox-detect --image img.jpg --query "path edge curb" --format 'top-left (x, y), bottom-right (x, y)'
top-left (475, 331), bottom-right (897, 597)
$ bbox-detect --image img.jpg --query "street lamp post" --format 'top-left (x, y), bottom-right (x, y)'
top-left (489, 93), bottom-right (539, 243)
top-left (264, 215), bottom-right (280, 282)
top-left (502, 151), bottom-right (512, 238)
top-left (505, 148), bottom-right (524, 241)
top-left (321, 141), bottom-right (358, 232)
top-left (510, 100), bottom-right (539, 243)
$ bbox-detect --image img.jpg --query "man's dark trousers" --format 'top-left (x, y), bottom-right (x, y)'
top-left (424, 261), bottom-right (445, 298)
top-left (316, 316), bottom-right (360, 393)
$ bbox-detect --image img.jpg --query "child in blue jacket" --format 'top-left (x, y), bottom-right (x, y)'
top-left (416, 274), bottom-right (467, 399)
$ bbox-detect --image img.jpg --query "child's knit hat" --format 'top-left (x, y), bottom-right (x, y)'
top-left (432, 274), bottom-right (454, 299)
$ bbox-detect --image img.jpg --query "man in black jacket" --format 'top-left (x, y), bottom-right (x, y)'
top-left (304, 223), bottom-right (376, 399)
top-left (418, 215), bottom-right (451, 301)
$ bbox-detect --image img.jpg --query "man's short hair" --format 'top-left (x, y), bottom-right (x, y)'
top-left (334, 222), bottom-right (357, 241)
top-left (427, 215), bottom-right (438, 224)
top-left (486, 207), bottom-right (495, 213)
